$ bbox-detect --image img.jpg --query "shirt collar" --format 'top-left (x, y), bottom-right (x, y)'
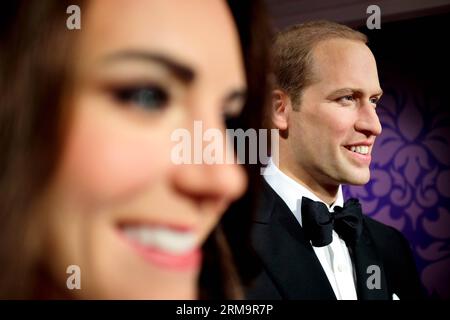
top-left (263, 157), bottom-right (344, 226)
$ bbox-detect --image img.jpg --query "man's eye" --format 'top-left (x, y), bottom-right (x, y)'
top-left (337, 95), bottom-right (355, 104)
top-left (342, 95), bottom-right (354, 101)
top-left (114, 86), bottom-right (169, 110)
top-left (370, 97), bottom-right (379, 105)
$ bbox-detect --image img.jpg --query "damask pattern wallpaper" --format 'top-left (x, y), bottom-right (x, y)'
top-left (344, 13), bottom-right (450, 299)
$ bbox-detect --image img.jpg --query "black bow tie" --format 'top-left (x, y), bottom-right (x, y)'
top-left (301, 197), bottom-right (363, 247)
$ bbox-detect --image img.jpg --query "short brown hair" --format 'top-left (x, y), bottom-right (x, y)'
top-left (272, 20), bottom-right (367, 109)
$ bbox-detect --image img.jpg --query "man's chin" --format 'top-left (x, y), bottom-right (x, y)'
top-left (342, 168), bottom-right (370, 186)
top-left (349, 174), bottom-right (370, 186)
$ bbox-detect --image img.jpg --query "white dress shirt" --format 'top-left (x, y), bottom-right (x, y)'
top-left (263, 158), bottom-right (358, 300)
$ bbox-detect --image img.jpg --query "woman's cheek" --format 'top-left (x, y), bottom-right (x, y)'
top-left (59, 108), bottom-right (172, 204)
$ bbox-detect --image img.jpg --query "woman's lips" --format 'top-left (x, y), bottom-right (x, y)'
top-left (117, 224), bottom-right (202, 271)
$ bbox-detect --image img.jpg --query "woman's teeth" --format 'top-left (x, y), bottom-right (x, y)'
top-left (349, 145), bottom-right (369, 155)
top-left (122, 226), bottom-right (197, 254)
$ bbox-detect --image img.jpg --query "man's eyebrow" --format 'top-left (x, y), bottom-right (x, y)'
top-left (328, 88), bottom-right (384, 97)
top-left (101, 50), bottom-right (195, 84)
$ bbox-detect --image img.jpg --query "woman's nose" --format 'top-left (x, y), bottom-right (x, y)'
top-left (170, 115), bottom-right (248, 206)
top-left (172, 160), bottom-right (248, 205)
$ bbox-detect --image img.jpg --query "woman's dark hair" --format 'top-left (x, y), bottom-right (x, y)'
top-left (0, 0), bottom-right (84, 298)
top-left (0, 0), bottom-right (272, 299)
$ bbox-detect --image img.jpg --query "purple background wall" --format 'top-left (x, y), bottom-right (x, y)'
top-left (343, 13), bottom-right (450, 299)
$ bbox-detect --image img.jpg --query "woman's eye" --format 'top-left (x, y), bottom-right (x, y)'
top-left (113, 86), bottom-right (169, 111)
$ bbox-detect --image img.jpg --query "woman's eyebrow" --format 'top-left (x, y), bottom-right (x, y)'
top-left (101, 50), bottom-right (195, 84)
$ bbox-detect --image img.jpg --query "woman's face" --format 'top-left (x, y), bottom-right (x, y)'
top-left (38, 0), bottom-right (247, 299)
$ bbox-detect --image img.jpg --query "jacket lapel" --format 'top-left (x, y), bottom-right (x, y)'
top-left (351, 220), bottom-right (390, 300)
top-left (252, 183), bottom-right (336, 299)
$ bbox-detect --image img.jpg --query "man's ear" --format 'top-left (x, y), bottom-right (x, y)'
top-left (271, 89), bottom-right (291, 131)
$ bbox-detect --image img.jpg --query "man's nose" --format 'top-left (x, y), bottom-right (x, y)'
top-left (355, 101), bottom-right (382, 137)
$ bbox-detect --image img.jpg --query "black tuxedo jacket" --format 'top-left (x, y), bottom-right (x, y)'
top-left (246, 181), bottom-right (424, 300)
